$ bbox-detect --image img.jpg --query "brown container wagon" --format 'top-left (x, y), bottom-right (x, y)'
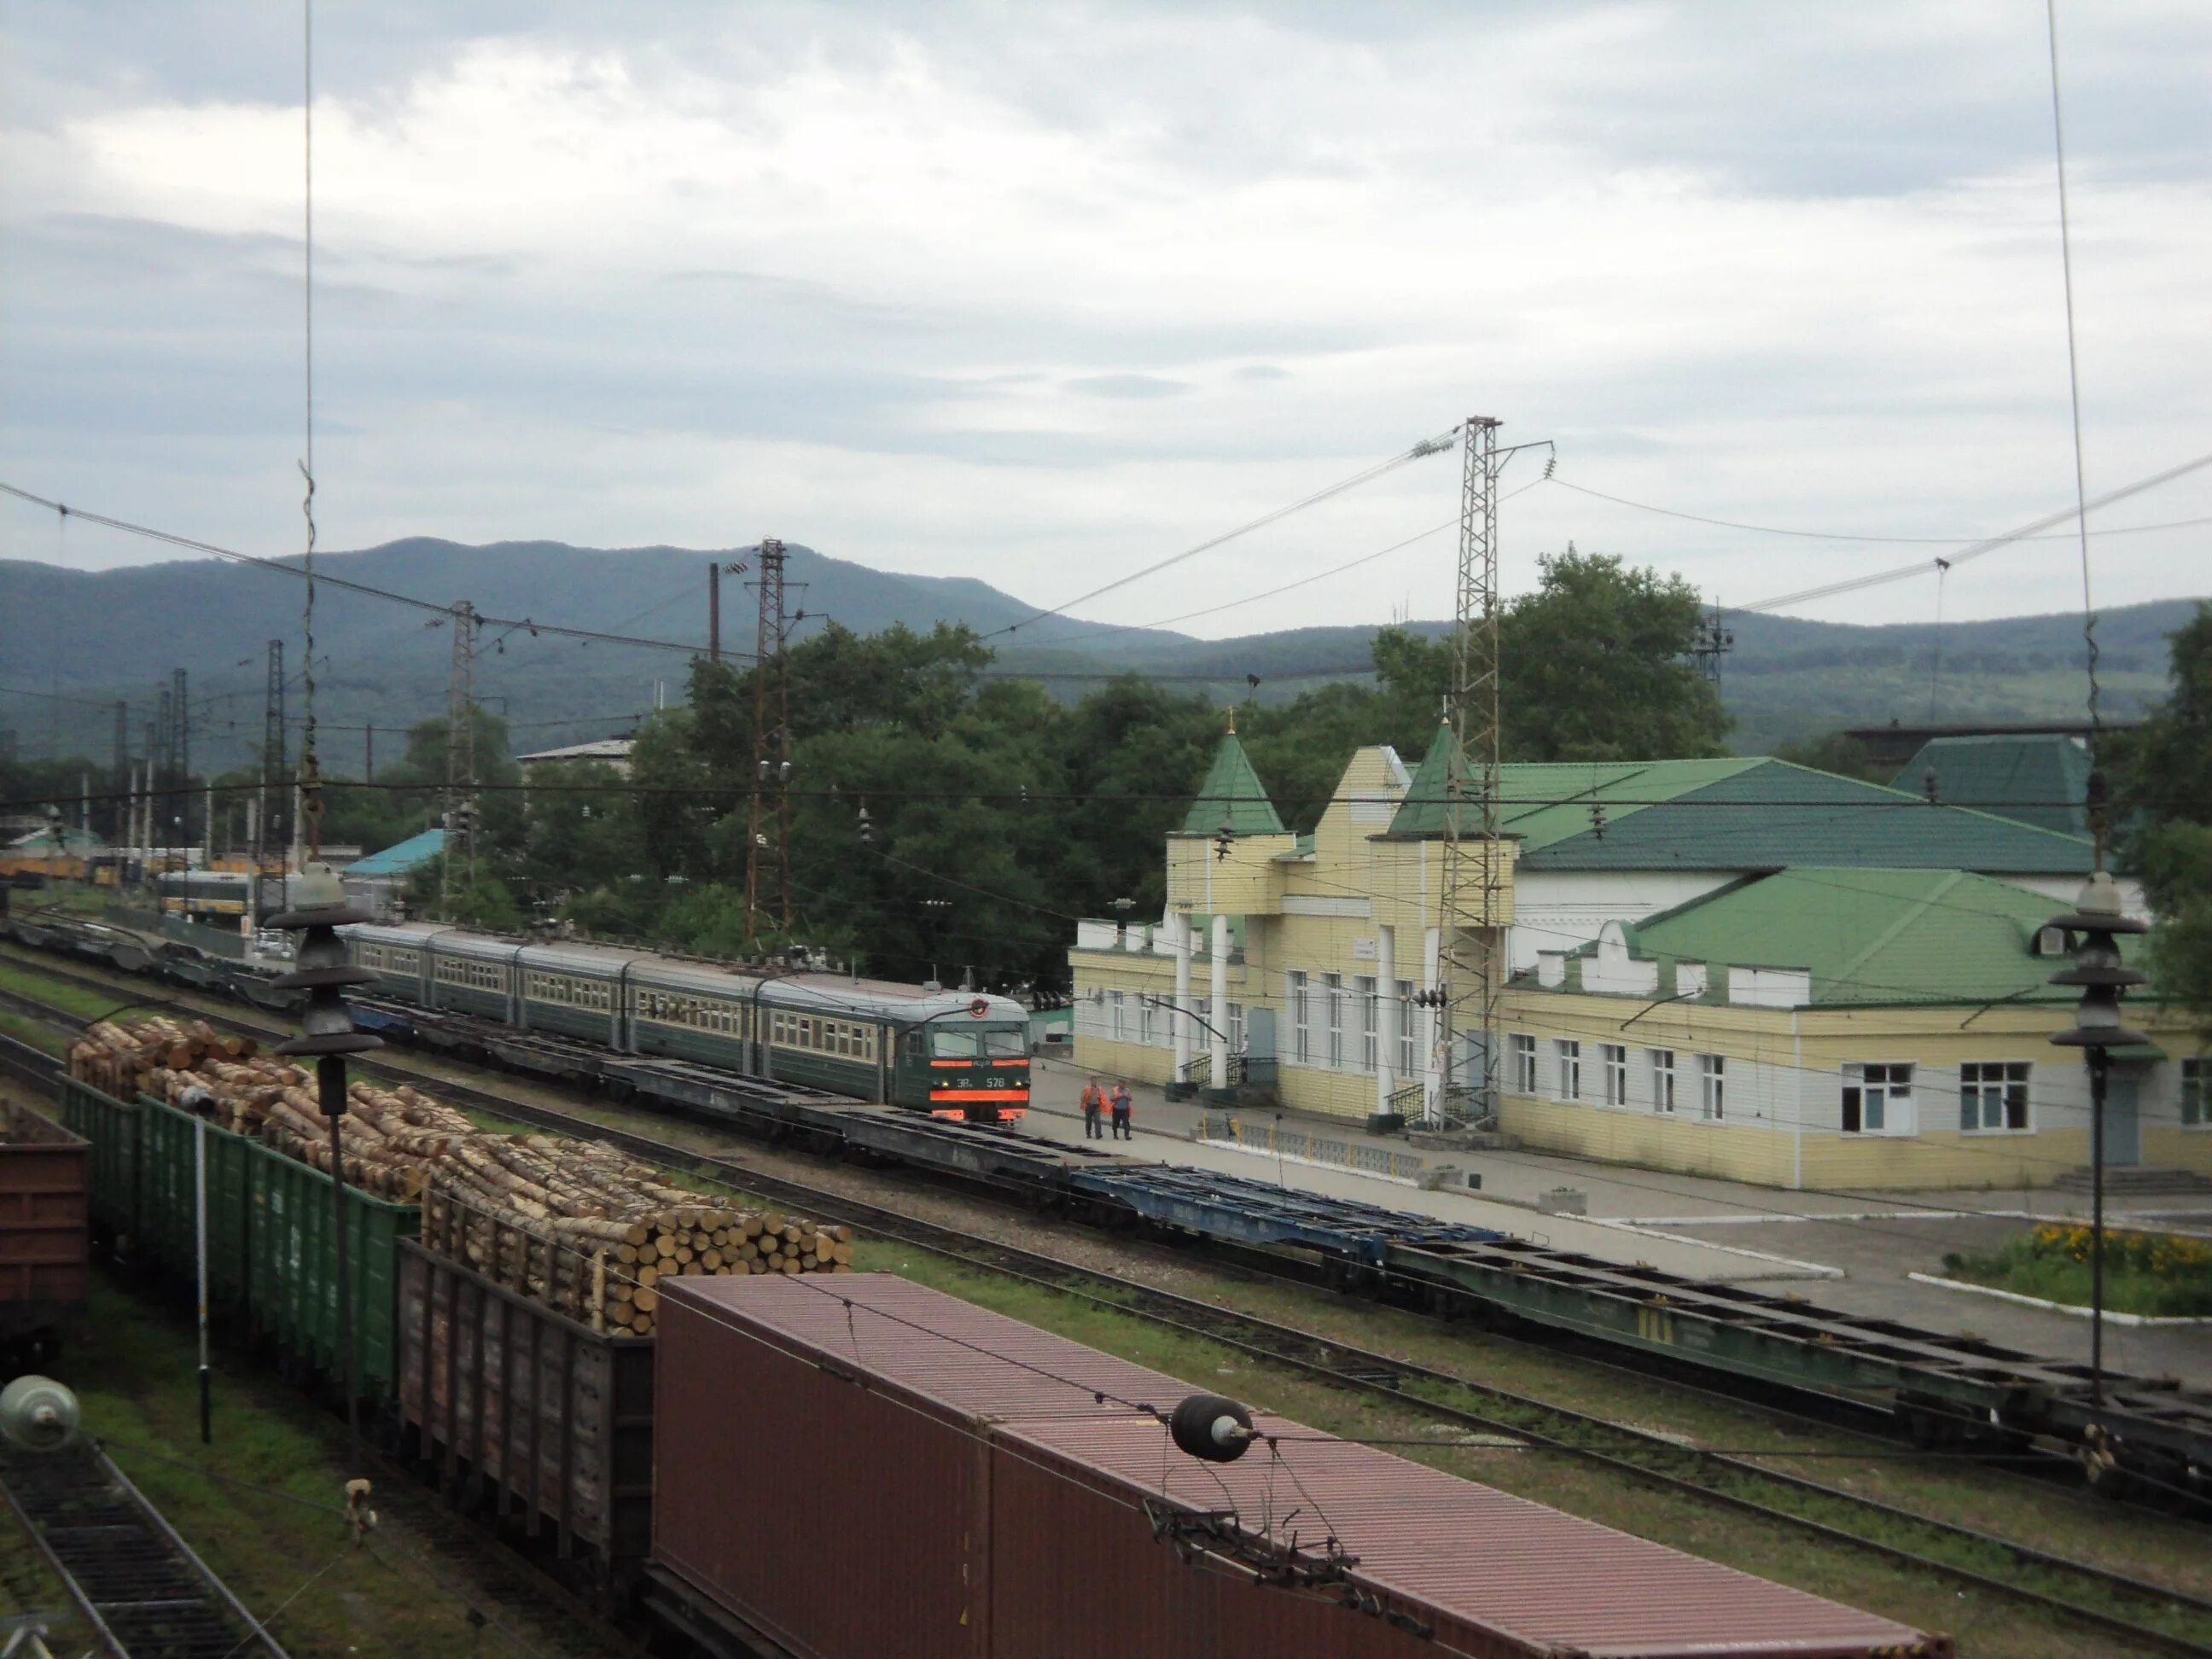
top-left (652, 1273), bottom-right (1949, 1659)
top-left (396, 1239), bottom-right (654, 1580)
top-left (0, 1099), bottom-right (88, 1370)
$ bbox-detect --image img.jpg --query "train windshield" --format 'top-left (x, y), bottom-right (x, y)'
top-left (928, 1030), bottom-right (981, 1058)
top-left (983, 1028), bottom-right (1027, 1058)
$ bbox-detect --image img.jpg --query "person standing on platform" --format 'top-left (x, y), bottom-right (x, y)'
top-left (1109, 1081), bottom-right (1133, 1140)
top-left (1080, 1077), bottom-right (1106, 1139)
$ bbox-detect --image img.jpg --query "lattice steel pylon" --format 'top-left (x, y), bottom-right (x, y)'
top-left (744, 540), bottom-right (792, 948)
top-left (1437, 416), bottom-right (1505, 1126)
top-left (259, 639), bottom-right (286, 880)
top-left (171, 667), bottom-right (189, 850)
top-left (441, 600), bottom-right (479, 916)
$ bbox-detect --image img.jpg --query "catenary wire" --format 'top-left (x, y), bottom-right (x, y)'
top-left (980, 425), bottom-right (1465, 641)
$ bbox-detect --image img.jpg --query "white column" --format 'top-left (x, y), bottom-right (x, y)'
top-left (1208, 914), bottom-right (1231, 1090)
top-left (1171, 912), bottom-right (1194, 1086)
top-left (1421, 924), bottom-right (1444, 1122)
top-left (1377, 924), bottom-right (1399, 1115)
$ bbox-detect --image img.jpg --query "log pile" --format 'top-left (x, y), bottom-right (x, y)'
top-left (424, 1164), bottom-right (855, 1337)
top-left (69, 1019), bottom-right (480, 1199)
top-left (69, 1017), bottom-right (858, 1333)
top-left (67, 1016), bottom-right (258, 1103)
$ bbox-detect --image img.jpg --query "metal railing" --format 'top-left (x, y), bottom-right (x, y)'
top-left (1199, 1112), bottom-right (1429, 1183)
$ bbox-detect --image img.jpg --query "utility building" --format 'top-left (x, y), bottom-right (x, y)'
top-left (1070, 731), bottom-right (2195, 1190)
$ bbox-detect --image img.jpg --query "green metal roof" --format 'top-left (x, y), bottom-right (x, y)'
top-left (1178, 732), bottom-right (1288, 837)
top-left (1889, 736), bottom-right (2092, 836)
top-left (1514, 758), bottom-right (2094, 874)
top-left (1383, 722), bottom-right (1488, 837)
top-left (1608, 866), bottom-right (2136, 1006)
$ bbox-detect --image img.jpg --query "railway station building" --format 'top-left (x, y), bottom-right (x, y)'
top-left (1068, 725), bottom-right (2202, 1190)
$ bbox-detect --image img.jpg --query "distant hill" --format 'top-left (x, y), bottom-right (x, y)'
top-left (0, 536), bottom-right (2197, 771)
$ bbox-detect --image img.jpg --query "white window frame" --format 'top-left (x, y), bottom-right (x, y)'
top-left (1511, 1033), bottom-right (1538, 1095)
top-left (1138, 997), bottom-right (1155, 1047)
top-left (1556, 1039), bottom-right (1581, 1101)
top-left (1357, 975), bottom-right (1377, 1072)
top-left (1109, 989), bottom-right (1127, 1042)
top-left (1650, 1049), bottom-right (1676, 1114)
top-left (1395, 981), bottom-right (1416, 1077)
top-left (1601, 1043), bottom-right (1627, 1107)
top-left (1228, 1001), bottom-right (1245, 1056)
top-left (1842, 1062), bottom-right (1916, 1137)
top-left (1959, 1061), bottom-right (2032, 1133)
top-left (1289, 972), bottom-right (1310, 1063)
top-left (2185, 1057), bottom-right (2208, 1128)
top-left (1324, 973), bottom-right (1344, 1068)
top-left (1699, 1054), bottom-right (1726, 1121)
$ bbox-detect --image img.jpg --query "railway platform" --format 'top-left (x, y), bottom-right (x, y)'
top-left (1025, 1054), bottom-right (2212, 1381)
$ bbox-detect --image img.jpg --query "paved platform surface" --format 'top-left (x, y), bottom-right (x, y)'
top-left (1032, 1053), bottom-right (2212, 1378)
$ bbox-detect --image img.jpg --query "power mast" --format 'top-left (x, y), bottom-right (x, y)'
top-left (441, 600), bottom-right (479, 915)
top-left (259, 639), bottom-right (286, 892)
top-left (154, 684), bottom-right (174, 864)
top-left (110, 701), bottom-right (128, 841)
top-left (744, 539), bottom-right (793, 949)
top-left (1437, 416), bottom-right (1505, 1127)
top-left (172, 667), bottom-right (189, 853)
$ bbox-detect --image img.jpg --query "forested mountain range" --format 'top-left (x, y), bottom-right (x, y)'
top-left (0, 536), bottom-right (2197, 773)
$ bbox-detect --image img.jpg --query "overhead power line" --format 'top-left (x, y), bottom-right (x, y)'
top-left (1737, 449), bottom-right (2212, 614)
top-left (1549, 474), bottom-right (2212, 546)
top-left (981, 425), bottom-right (1465, 640)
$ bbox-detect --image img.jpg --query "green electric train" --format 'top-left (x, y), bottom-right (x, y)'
top-left (343, 923), bottom-right (1032, 1122)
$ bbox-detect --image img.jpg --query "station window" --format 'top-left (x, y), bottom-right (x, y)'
top-left (1227, 1002), bottom-right (1245, 1057)
top-left (1650, 1049), bottom-right (1677, 1114)
top-left (1289, 972), bottom-right (1310, 1063)
top-left (1395, 981), bottom-right (1416, 1078)
top-left (2186, 1058), bottom-right (2208, 1127)
top-left (1698, 1054), bottom-right (1726, 1120)
top-left (1138, 997), bottom-right (1155, 1047)
top-left (1959, 1062), bottom-right (2031, 1132)
top-left (1601, 1043), bottom-right (1627, 1106)
top-left (1356, 976), bottom-right (1377, 1072)
top-left (1555, 1039), bottom-right (1581, 1100)
top-left (1843, 1062), bottom-right (1914, 1135)
top-left (1511, 1033), bottom-right (1537, 1094)
top-left (1109, 990), bottom-right (1127, 1042)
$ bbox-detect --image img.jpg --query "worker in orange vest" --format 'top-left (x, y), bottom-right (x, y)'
top-left (1080, 1078), bottom-right (1106, 1139)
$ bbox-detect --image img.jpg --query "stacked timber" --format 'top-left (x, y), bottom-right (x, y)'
top-left (423, 1167), bottom-right (854, 1337)
top-left (68, 1016), bottom-right (258, 1103)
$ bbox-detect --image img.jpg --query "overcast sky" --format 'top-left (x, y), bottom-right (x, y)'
top-left (2, 1), bottom-right (2206, 642)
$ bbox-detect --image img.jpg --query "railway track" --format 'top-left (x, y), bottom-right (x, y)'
top-left (3, 977), bottom-right (2209, 1653)
top-left (0, 1441), bottom-right (287, 1659)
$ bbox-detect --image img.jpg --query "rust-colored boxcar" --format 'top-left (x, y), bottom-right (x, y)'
top-left (396, 1240), bottom-right (654, 1575)
top-left (0, 1099), bottom-right (88, 1367)
top-left (653, 1273), bottom-right (1948, 1659)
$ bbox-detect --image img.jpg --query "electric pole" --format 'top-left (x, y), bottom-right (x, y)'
top-left (172, 667), bottom-right (189, 856)
top-left (744, 541), bottom-right (793, 948)
top-left (709, 560), bottom-right (721, 664)
top-left (1437, 417), bottom-right (1505, 1128)
top-left (259, 639), bottom-right (286, 904)
top-left (1694, 602), bottom-right (1734, 686)
top-left (441, 601), bottom-right (479, 916)
top-left (110, 701), bottom-right (128, 841)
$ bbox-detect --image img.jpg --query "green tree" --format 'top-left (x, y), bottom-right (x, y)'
top-left (1499, 548), bottom-right (1729, 761)
top-left (2111, 602), bottom-right (2212, 1038)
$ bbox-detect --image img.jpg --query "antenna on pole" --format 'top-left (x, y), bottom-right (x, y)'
top-left (441, 601), bottom-right (478, 917)
top-left (1693, 602), bottom-right (1734, 687)
top-left (745, 542), bottom-right (795, 947)
top-left (1438, 416), bottom-right (1504, 1129)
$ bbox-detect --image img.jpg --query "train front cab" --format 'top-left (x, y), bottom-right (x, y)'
top-left (903, 1014), bottom-right (1031, 1125)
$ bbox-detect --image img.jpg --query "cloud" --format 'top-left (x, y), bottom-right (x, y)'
top-left (1065, 374), bottom-right (1190, 400)
top-left (2, 2), bottom-right (2208, 638)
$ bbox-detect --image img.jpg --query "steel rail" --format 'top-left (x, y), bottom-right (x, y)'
top-left (0, 1439), bottom-right (291, 1659)
top-left (5, 960), bottom-right (2210, 1652)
